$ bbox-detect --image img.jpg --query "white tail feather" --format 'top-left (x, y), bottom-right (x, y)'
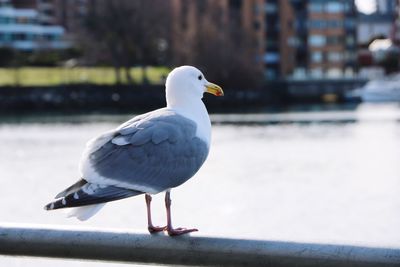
top-left (67, 203), bottom-right (106, 221)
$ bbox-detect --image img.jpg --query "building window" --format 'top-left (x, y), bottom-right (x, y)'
top-left (344, 19), bottom-right (355, 29)
top-left (264, 52), bottom-right (280, 63)
top-left (265, 3), bottom-right (278, 13)
top-left (326, 36), bottom-right (342, 45)
top-left (265, 69), bottom-right (278, 79)
top-left (13, 33), bottom-right (26, 41)
top-left (326, 68), bottom-right (342, 78)
top-left (328, 20), bottom-right (342, 28)
top-left (344, 2), bottom-right (354, 13)
top-left (311, 51), bottom-right (323, 63)
top-left (293, 68), bottom-right (306, 79)
top-left (344, 67), bottom-right (354, 77)
top-left (325, 2), bottom-right (344, 13)
top-left (17, 17), bottom-right (29, 24)
top-left (309, 20), bottom-right (343, 29)
top-left (308, 2), bottom-right (323, 12)
top-left (0, 33), bottom-right (12, 42)
top-left (344, 51), bottom-right (356, 61)
top-left (309, 35), bottom-right (326, 47)
top-left (287, 36), bottom-right (299, 47)
top-left (0, 16), bottom-right (13, 23)
top-left (310, 67), bottom-right (324, 78)
top-left (327, 52), bottom-right (343, 62)
top-left (346, 36), bottom-right (355, 46)
top-left (308, 20), bottom-right (324, 29)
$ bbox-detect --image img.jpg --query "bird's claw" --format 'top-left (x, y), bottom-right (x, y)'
top-left (148, 225), bottom-right (167, 233)
top-left (167, 227), bottom-right (198, 236)
top-left (148, 224), bottom-right (198, 235)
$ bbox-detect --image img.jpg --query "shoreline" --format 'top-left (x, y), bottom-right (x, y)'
top-left (0, 79), bottom-right (367, 113)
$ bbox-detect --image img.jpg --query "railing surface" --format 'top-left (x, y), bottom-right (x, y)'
top-left (0, 224), bottom-right (399, 266)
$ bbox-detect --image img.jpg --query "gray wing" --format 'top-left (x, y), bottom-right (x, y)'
top-left (83, 111), bottom-right (209, 193)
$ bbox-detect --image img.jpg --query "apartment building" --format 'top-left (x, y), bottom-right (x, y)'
top-left (172, 0), bottom-right (357, 80)
top-left (0, 0), bottom-right (90, 51)
top-left (234, 0), bottom-right (358, 79)
top-left (11, 0), bottom-right (87, 30)
top-left (261, 0), bottom-right (296, 79)
top-left (308, 0), bottom-right (357, 78)
top-left (0, 0), bottom-right (68, 51)
top-left (394, 0), bottom-right (400, 45)
top-left (358, 0), bottom-right (397, 45)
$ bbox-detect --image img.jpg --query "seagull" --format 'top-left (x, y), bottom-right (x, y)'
top-left (44, 66), bottom-right (223, 236)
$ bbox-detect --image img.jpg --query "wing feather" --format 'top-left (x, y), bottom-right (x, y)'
top-left (80, 110), bottom-right (209, 194)
top-left (55, 179), bottom-right (87, 198)
top-left (45, 184), bottom-right (142, 210)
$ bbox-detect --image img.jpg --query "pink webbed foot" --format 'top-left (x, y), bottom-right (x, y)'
top-left (148, 225), bottom-right (167, 234)
top-left (166, 227), bottom-right (198, 236)
top-left (164, 191), bottom-right (198, 236)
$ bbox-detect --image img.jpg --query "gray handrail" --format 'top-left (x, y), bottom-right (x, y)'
top-left (0, 223), bottom-right (399, 266)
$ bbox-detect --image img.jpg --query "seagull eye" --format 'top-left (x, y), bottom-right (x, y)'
top-left (198, 75), bottom-right (202, 81)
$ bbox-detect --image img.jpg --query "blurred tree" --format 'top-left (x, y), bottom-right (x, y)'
top-left (0, 47), bottom-right (15, 67)
top-left (0, 47), bottom-right (21, 86)
top-left (77, 0), bottom-right (171, 84)
top-left (171, 1), bottom-right (263, 89)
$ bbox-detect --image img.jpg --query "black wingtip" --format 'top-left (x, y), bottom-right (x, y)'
top-left (45, 184), bottom-right (143, 211)
top-left (44, 202), bottom-right (55, 210)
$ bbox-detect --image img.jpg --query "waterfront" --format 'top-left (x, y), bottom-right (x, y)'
top-left (1, 103), bottom-right (400, 266)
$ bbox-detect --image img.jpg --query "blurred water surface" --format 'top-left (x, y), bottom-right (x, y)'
top-left (1, 103), bottom-right (400, 266)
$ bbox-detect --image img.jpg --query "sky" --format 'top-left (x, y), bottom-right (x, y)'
top-left (355, 0), bottom-right (377, 14)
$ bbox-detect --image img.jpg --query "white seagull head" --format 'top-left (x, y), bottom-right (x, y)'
top-left (165, 66), bottom-right (223, 108)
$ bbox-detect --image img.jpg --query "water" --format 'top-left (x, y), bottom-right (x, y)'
top-left (1, 103), bottom-right (400, 266)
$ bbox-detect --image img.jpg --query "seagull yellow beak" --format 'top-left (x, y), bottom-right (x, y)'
top-left (205, 82), bottom-right (224, 96)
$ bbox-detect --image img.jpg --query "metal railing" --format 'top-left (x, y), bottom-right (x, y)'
top-left (0, 223), bottom-right (399, 266)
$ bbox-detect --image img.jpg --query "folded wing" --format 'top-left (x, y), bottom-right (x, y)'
top-left (81, 109), bottom-right (210, 194)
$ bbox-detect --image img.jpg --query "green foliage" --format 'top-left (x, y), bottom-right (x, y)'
top-left (0, 66), bottom-right (170, 86)
top-left (26, 48), bottom-right (84, 66)
top-left (27, 51), bottom-right (62, 66)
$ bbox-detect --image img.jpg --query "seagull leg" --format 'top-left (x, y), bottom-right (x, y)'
top-left (165, 191), bottom-right (198, 236)
top-left (145, 194), bottom-right (166, 233)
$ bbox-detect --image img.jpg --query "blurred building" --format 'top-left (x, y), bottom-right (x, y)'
top-left (391, 0), bottom-right (400, 45)
top-left (13, 0), bottom-right (58, 25)
top-left (288, 0), bottom-right (358, 79)
top-left (376, 0), bottom-right (397, 14)
top-left (172, 0), bottom-right (357, 80)
top-left (358, 14), bottom-right (396, 45)
top-left (262, 0), bottom-right (295, 79)
top-left (0, 0), bottom-right (69, 51)
top-left (10, 0), bottom-right (87, 32)
top-left (357, 0), bottom-right (397, 45)
top-left (257, 0), bottom-right (358, 79)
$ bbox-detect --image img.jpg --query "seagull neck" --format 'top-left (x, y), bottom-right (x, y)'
top-left (167, 99), bottom-right (211, 144)
top-left (167, 98), bottom-right (206, 119)
top-left (167, 98), bottom-right (199, 111)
